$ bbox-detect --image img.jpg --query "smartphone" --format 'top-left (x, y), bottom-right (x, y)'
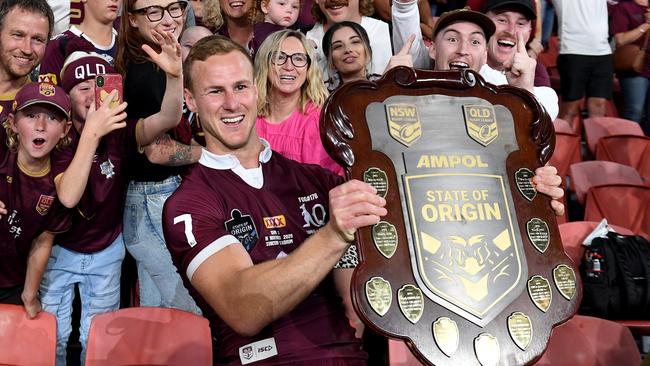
top-left (95, 73), bottom-right (123, 110)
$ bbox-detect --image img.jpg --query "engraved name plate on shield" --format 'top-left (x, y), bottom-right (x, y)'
top-left (321, 67), bottom-right (581, 365)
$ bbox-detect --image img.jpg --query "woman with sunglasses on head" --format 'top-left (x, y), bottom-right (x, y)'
top-left (116, 0), bottom-right (202, 314)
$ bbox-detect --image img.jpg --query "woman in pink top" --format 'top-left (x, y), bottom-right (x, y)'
top-left (254, 29), bottom-right (343, 175)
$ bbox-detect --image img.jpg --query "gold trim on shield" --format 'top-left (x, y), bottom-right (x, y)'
top-left (463, 104), bottom-right (498, 147)
top-left (365, 277), bottom-right (392, 316)
top-left (385, 103), bottom-right (422, 147)
top-left (433, 317), bottom-right (459, 357)
top-left (507, 312), bottom-right (533, 350)
top-left (474, 333), bottom-right (500, 366)
top-left (527, 275), bottom-right (552, 312)
top-left (553, 264), bottom-right (577, 301)
top-left (397, 284), bottom-right (424, 324)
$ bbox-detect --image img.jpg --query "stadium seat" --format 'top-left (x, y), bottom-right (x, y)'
top-left (584, 184), bottom-right (650, 241)
top-left (595, 135), bottom-right (650, 184)
top-left (534, 315), bottom-right (641, 366)
top-left (85, 307), bottom-right (212, 366)
top-left (568, 161), bottom-right (644, 206)
top-left (583, 117), bottom-right (644, 156)
top-left (0, 304), bottom-right (57, 366)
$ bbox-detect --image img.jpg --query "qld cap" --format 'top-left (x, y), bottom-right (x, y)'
top-left (61, 51), bottom-right (114, 93)
top-left (432, 7), bottom-right (496, 41)
top-left (12, 83), bottom-right (71, 120)
top-left (483, 0), bottom-right (536, 20)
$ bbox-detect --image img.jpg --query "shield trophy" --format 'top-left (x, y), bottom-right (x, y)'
top-left (321, 67), bottom-right (581, 365)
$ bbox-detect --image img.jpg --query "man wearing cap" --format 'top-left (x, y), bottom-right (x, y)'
top-left (482, 0), bottom-right (552, 88)
top-left (0, 82), bottom-right (71, 318)
top-left (0, 0), bottom-right (54, 123)
top-left (391, 5), bottom-right (559, 120)
top-left (39, 30), bottom-right (183, 365)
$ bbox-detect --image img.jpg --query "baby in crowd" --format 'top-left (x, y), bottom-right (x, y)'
top-left (252, 0), bottom-right (301, 54)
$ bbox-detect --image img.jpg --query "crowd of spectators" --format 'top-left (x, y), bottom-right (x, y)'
top-left (0, 0), bottom-right (647, 364)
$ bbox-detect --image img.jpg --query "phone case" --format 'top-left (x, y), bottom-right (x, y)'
top-left (95, 73), bottom-right (123, 109)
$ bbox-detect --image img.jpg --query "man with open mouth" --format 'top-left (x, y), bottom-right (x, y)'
top-left (392, 1), bottom-right (559, 120)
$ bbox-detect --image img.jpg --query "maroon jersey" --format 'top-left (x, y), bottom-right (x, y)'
top-left (163, 147), bottom-right (365, 365)
top-left (39, 27), bottom-right (117, 81)
top-left (0, 128), bottom-right (71, 287)
top-left (51, 119), bottom-right (138, 253)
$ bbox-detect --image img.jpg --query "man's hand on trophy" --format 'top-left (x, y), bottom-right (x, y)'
top-left (533, 165), bottom-right (565, 217)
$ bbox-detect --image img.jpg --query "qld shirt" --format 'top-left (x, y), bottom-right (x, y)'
top-left (163, 142), bottom-right (365, 365)
top-left (51, 119), bottom-right (139, 253)
top-left (0, 127), bottom-right (70, 287)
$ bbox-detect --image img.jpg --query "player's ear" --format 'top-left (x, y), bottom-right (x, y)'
top-left (184, 88), bottom-right (197, 113)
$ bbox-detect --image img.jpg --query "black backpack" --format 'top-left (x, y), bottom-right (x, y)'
top-left (580, 231), bottom-right (650, 319)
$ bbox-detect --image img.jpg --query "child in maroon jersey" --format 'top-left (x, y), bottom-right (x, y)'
top-left (0, 82), bottom-right (72, 318)
top-left (39, 30), bottom-right (185, 365)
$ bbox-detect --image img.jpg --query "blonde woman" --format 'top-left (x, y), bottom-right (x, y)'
top-left (254, 29), bottom-right (341, 174)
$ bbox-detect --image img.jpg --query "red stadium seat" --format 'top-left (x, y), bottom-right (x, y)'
top-left (85, 307), bottom-right (212, 366)
top-left (568, 161), bottom-right (644, 206)
top-left (533, 315), bottom-right (641, 366)
top-left (584, 184), bottom-right (650, 241)
top-left (0, 304), bottom-right (57, 366)
top-left (583, 117), bottom-right (644, 156)
top-left (595, 135), bottom-right (650, 184)
top-left (388, 339), bottom-right (421, 365)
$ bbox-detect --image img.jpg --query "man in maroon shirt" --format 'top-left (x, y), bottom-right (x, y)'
top-left (162, 35), bottom-right (387, 365)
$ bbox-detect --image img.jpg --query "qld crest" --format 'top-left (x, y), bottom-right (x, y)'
top-left (463, 105), bottom-right (498, 147)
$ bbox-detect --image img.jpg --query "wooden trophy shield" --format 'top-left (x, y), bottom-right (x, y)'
top-left (320, 68), bottom-right (581, 366)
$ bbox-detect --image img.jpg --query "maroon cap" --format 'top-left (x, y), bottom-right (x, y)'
top-left (60, 51), bottom-right (115, 93)
top-left (12, 83), bottom-right (71, 120)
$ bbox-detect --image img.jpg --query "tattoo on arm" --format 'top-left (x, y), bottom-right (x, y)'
top-left (147, 134), bottom-right (200, 166)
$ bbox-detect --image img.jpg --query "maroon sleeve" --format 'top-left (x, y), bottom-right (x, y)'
top-left (610, 4), bottom-right (632, 36)
top-left (43, 199), bottom-right (72, 234)
top-left (534, 61), bottom-right (551, 88)
top-left (39, 36), bottom-right (67, 82)
top-left (163, 180), bottom-right (232, 278)
top-left (50, 144), bottom-right (75, 178)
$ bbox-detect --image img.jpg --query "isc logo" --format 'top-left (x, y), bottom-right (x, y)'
top-left (258, 346), bottom-right (273, 353)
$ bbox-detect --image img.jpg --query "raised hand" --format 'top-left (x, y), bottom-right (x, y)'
top-left (142, 29), bottom-right (182, 78)
top-left (533, 165), bottom-right (565, 217)
top-left (503, 31), bottom-right (536, 93)
top-left (384, 33), bottom-right (415, 73)
top-left (83, 90), bottom-right (127, 141)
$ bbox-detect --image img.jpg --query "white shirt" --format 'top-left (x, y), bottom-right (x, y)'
top-left (551, 0), bottom-right (611, 55)
top-left (307, 16), bottom-right (393, 81)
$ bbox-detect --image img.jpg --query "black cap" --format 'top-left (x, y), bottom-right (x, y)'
top-left (483, 0), bottom-right (536, 20)
top-left (432, 7), bottom-right (496, 41)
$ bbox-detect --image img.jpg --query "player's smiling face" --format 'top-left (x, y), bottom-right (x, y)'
top-left (184, 51), bottom-right (259, 155)
top-left (10, 105), bottom-right (70, 167)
